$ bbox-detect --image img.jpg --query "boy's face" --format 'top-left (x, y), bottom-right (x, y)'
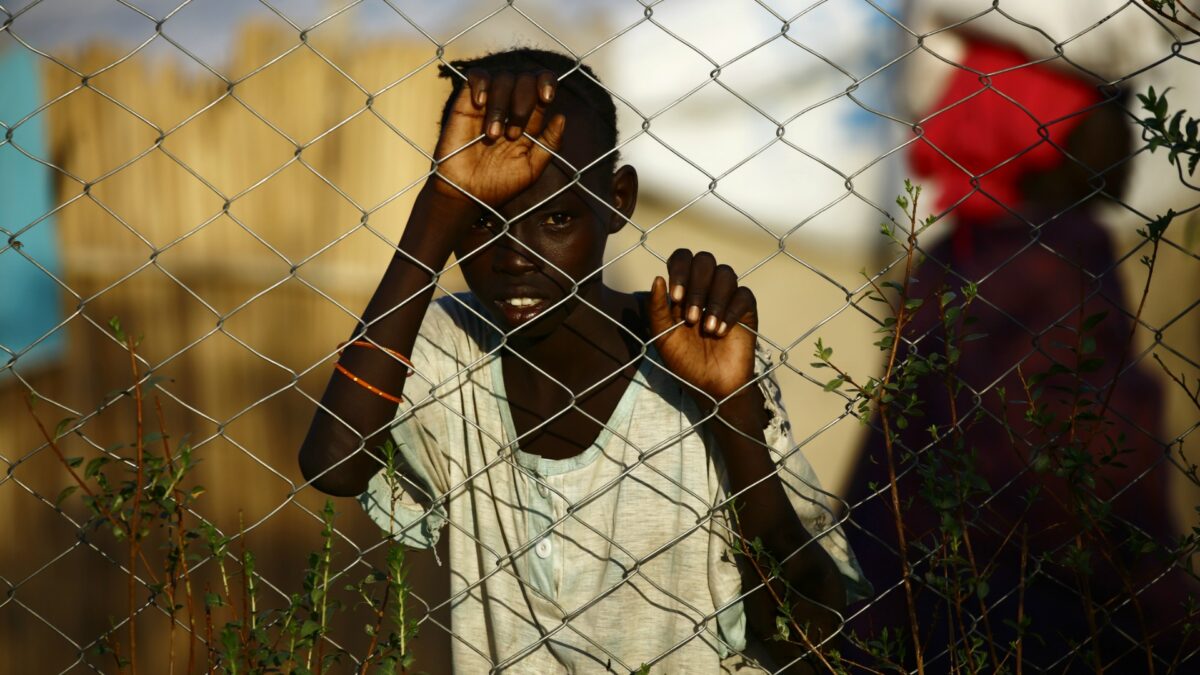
top-left (455, 100), bottom-right (636, 341)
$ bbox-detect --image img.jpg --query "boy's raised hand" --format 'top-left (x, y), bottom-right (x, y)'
top-left (432, 68), bottom-right (567, 207)
top-left (647, 249), bottom-right (759, 405)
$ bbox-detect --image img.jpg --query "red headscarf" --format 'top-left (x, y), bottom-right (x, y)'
top-left (910, 39), bottom-right (1101, 248)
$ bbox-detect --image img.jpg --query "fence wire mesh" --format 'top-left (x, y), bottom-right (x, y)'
top-left (1, 1), bottom-right (1199, 673)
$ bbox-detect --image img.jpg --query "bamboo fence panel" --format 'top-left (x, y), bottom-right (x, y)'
top-left (1, 24), bottom-right (455, 672)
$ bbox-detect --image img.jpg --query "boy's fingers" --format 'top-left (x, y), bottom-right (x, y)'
top-left (536, 70), bottom-right (557, 104)
top-left (666, 249), bottom-right (693, 303)
top-left (685, 252), bottom-right (716, 325)
top-left (703, 264), bottom-right (737, 335)
top-left (720, 287), bottom-right (758, 336)
top-left (506, 73), bottom-right (538, 140)
top-left (466, 68), bottom-right (489, 107)
top-left (526, 103), bottom-right (546, 139)
top-left (485, 71), bottom-right (515, 139)
top-left (647, 276), bottom-right (675, 341)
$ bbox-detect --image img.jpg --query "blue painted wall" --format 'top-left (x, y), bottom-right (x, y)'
top-left (1, 46), bottom-right (65, 373)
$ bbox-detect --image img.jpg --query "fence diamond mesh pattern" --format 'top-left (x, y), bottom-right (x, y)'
top-left (1, 1), bottom-right (1198, 673)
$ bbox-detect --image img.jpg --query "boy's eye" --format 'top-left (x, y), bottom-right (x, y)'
top-left (542, 212), bottom-right (572, 229)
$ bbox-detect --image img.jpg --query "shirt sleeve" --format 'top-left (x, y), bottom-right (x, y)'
top-left (709, 346), bottom-right (873, 655)
top-left (753, 346), bottom-right (872, 604)
top-left (357, 298), bottom-right (460, 549)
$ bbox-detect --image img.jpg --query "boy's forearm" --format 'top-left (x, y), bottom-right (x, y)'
top-left (360, 183), bottom-right (478, 337)
top-left (298, 183), bottom-right (477, 496)
top-left (708, 390), bottom-right (810, 557)
top-left (706, 390), bottom-right (846, 651)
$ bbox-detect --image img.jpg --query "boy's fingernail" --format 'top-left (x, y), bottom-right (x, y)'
top-left (704, 315), bottom-right (718, 333)
top-left (718, 321), bottom-right (729, 336)
top-left (542, 84), bottom-right (554, 101)
top-left (686, 306), bottom-right (701, 324)
top-left (476, 91), bottom-right (486, 106)
top-left (488, 120), bottom-right (502, 137)
top-left (671, 285), bottom-right (684, 302)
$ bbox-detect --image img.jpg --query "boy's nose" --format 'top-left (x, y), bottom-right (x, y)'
top-left (491, 231), bottom-right (539, 276)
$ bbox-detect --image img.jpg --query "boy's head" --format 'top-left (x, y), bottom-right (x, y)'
top-left (437, 49), bottom-right (639, 340)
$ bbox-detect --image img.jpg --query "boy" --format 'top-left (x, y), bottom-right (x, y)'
top-left (298, 49), bottom-right (866, 673)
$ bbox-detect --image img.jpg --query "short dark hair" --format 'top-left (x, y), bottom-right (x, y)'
top-left (437, 48), bottom-right (620, 188)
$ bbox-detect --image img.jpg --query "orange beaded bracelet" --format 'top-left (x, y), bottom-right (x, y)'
top-left (338, 339), bottom-right (414, 375)
top-left (334, 363), bottom-right (405, 404)
top-left (334, 340), bottom-right (413, 403)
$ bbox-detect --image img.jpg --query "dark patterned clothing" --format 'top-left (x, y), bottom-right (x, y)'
top-left (843, 210), bottom-right (1189, 673)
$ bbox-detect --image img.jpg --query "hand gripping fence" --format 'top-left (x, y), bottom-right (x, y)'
top-left (1, 1), bottom-right (1198, 673)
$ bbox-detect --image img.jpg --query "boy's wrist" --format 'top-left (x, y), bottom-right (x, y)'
top-left (397, 182), bottom-right (482, 264)
top-left (414, 180), bottom-right (482, 226)
top-left (702, 385), bottom-right (768, 433)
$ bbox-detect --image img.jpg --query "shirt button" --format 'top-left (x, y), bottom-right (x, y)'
top-left (537, 482), bottom-right (549, 498)
top-left (535, 538), bottom-right (552, 559)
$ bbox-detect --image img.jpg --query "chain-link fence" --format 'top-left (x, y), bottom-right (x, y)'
top-left (2, 1), bottom-right (1199, 673)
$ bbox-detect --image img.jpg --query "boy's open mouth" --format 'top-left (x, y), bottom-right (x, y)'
top-left (494, 296), bottom-right (550, 326)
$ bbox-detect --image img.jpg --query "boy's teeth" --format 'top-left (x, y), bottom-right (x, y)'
top-left (505, 298), bottom-right (539, 307)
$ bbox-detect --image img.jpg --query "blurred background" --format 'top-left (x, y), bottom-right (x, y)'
top-left (1, 1), bottom-right (1197, 672)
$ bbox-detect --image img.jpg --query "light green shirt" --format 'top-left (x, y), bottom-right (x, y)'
top-left (360, 293), bottom-right (868, 673)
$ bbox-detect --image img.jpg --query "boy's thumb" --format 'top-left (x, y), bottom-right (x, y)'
top-left (540, 113), bottom-right (566, 152)
top-left (530, 114), bottom-right (566, 172)
top-left (647, 276), bottom-right (673, 341)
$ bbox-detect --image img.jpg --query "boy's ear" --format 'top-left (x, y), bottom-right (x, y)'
top-left (608, 165), bottom-right (638, 234)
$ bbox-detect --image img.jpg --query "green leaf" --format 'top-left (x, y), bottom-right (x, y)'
top-left (85, 456), bottom-right (110, 478)
top-left (774, 614), bottom-right (791, 641)
top-left (1032, 454), bottom-right (1051, 473)
top-left (823, 376), bottom-right (845, 392)
top-left (300, 619), bottom-right (322, 638)
top-left (1169, 109), bottom-right (1186, 138)
top-left (1081, 311), bottom-right (1108, 332)
top-left (108, 317), bottom-right (125, 342)
top-left (1081, 336), bottom-right (1097, 355)
top-left (141, 431), bottom-right (167, 446)
top-left (54, 417), bottom-right (77, 440)
top-left (55, 486), bottom-right (79, 507)
top-left (65, 456), bottom-right (84, 468)
top-left (139, 374), bottom-right (172, 392)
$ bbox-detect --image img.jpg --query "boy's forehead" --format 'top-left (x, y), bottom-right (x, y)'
top-left (506, 158), bottom-right (604, 215)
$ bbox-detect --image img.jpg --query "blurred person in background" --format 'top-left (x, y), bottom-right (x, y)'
top-left (841, 18), bottom-right (1197, 674)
